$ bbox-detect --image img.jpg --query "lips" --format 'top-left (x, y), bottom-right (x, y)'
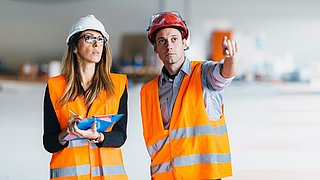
top-left (166, 52), bottom-right (176, 56)
top-left (92, 51), bottom-right (100, 55)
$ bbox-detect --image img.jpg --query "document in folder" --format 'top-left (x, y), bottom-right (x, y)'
top-left (62, 114), bottom-right (124, 142)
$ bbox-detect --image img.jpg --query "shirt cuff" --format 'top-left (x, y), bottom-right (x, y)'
top-left (213, 62), bottom-right (235, 84)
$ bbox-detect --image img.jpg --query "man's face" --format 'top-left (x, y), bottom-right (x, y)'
top-left (154, 28), bottom-right (187, 67)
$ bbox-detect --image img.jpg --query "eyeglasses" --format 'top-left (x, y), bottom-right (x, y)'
top-left (79, 34), bottom-right (107, 46)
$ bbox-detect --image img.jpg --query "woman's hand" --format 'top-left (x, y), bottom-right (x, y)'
top-left (68, 116), bottom-right (100, 141)
top-left (60, 115), bottom-right (103, 143)
top-left (66, 115), bottom-right (83, 137)
top-left (58, 114), bottom-right (82, 144)
top-left (77, 121), bottom-right (100, 140)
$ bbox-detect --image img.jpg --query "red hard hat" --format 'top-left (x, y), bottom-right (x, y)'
top-left (147, 11), bottom-right (188, 44)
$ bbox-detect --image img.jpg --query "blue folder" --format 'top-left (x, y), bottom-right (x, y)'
top-left (62, 114), bottom-right (124, 142)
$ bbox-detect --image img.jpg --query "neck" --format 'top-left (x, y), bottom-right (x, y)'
top-left (78, 61), bottom-right (96, 90)
top-left (162, 67), bottom-right (176, 79)
top-left (164, 58), bottom-right (185, 76)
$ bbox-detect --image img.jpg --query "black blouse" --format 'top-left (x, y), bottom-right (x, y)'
top-left (43, 85), bottom-right (128, 153)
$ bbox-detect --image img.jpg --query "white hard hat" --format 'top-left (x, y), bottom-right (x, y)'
top-left (66, 15), bottom-right (109, 44)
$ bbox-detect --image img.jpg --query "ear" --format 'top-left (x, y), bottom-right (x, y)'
top-left (153, 45), bottom-right (158, 54)
top-left (182, 38), bottom-right (187, 50)
top-left (73, 47), bottom-right (78, 53)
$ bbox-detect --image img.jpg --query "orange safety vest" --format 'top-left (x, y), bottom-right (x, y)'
top-left (48, 74), bottom-right (128, 180)
top-left (140, 61), bottom-right (232, 179)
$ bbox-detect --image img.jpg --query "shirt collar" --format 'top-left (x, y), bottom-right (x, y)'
top-left (181, 58), bottom-right (191, 76)
top-left (159, 58), bottom-right (191, 85)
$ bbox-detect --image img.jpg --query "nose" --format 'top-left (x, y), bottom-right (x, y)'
top-left (92, 39), bottom-right (100, 47)
top-left (166, 40), bottom-right (173, 50)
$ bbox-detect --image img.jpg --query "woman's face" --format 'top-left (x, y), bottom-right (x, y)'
top-left (74, 30), bottom-right (105, 64)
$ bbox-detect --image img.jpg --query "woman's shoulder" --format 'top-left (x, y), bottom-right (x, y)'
top-left (110, 73), bottom-right (127, 79)
top-left (48, 74), bottom-right (66, 84)
top-left (110, 73), bottom-right (128, 88)
top-left (110, 73), bottom-right (127, 84)
top-left (47, 74), bottom-right (67, 94)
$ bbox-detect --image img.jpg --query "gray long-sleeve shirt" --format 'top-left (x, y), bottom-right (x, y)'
top-left (158, 58), bottom-right (234, 129)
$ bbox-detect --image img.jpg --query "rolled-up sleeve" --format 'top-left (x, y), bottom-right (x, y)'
top-left (202, 60), bottom-right (234, 91)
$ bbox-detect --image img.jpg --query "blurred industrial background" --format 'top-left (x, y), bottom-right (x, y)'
top-left (1, 0), bottom-right (320, 179)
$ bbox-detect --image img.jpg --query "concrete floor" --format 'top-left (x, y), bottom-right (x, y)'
top-left (0, 80), bottom-right (320, 180)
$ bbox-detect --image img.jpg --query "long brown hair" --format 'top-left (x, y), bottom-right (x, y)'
top-left (59, 31), bottom-right (114, 108)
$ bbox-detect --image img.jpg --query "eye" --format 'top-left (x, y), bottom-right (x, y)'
top-left (172, 37), bottom-right (178, 42)
top-left (97, 37), bottom-right (104, 42)
top-left (158, 39), bottom-right (165, 45)
top-left (84, 35), bottom-right (92, 41)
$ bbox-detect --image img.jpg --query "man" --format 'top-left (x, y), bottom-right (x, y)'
top-left (140, 11), bottom-right (238, 180)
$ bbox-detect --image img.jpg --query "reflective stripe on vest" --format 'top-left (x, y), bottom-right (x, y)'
top-left (170, 124), bottom-right (228, 139)
top-left (147, 124), bottom-right (227, 157)
top-left (67, 139), bottom-right (98, 149)
top-left (149, 125), bottom-right (229, 175)
top-left (68, 139), bottom-right (88, 147)
top-left (50, 164), bottom-right (126, 178)
top-left (173, 153), bottom-right (231, 167)
top-left (92, 165), bottom-right (126, 176)
top-left (151, 153), bottom-right (231, 175)
top-left (147, 136), bottom-right (169, 157)
top-left (50, 164), bottom-right (90, 178)
top-left (151, 161), bottom-right (172, 175)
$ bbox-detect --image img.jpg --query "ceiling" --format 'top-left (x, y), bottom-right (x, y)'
top-left (8, 0), bottom-right (84, 4)
top-left (1, 0), bottom-right (320, 72)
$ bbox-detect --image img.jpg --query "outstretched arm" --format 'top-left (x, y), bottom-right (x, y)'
top-left (221, 36), bottom-right (239, 78)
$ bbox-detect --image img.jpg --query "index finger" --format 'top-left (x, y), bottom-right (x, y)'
top-left (222, 36), bottom-right (228, 45)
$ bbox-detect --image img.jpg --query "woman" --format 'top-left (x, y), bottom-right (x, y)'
top-left (43, 15), bottom-right (128, 179)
